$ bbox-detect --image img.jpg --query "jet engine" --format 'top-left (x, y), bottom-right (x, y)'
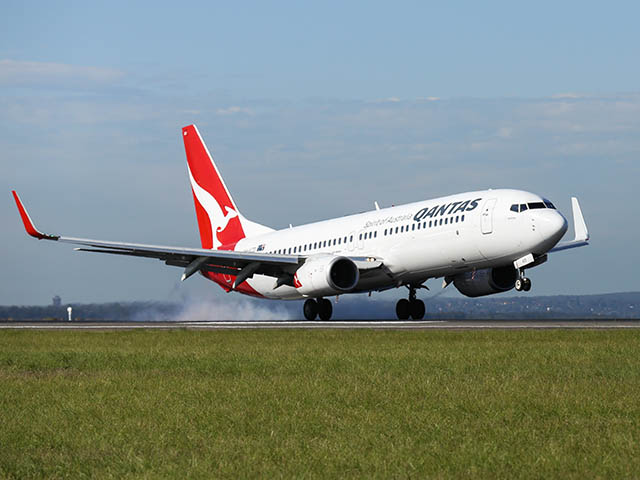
top-left (452, 266), bottom-right (518, 298)
top-left (294, 255), bottom-right (359, 297)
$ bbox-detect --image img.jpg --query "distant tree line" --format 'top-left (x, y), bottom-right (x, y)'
top-left (0, 302), bottom-right (181, 321)
top-left (1, 292), bottom-right (639, 321)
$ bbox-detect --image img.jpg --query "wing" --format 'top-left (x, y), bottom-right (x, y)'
top-left (12, 191), bottom-right (384, 289)
top-left (12, 191), bottom-right (300, 285)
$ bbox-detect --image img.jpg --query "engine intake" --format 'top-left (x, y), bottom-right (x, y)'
top-left (453, 266), bottom-right (518, 298)
top-left (294, 255), bottom-right (359, 297)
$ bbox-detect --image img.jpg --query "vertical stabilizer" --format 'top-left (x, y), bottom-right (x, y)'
top-left (182, 125), bottom-right (272, 250)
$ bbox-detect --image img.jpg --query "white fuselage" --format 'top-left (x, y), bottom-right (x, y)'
top-left (230, 189), bottom-right (567, 299)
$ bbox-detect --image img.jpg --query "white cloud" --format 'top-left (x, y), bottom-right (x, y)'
top-left (215, 106), bottom-right (254, 116)
top-left (0, 59), bottom-right (123, 86)
top-left (551, 92), bottom-right (587, 99)
top-left (3, 91), bottom-right (640, 302)
top-left (495, 126), bottom-right (513, 138)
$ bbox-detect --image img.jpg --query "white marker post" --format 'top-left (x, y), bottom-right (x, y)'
top-left (67, 306), bottom-right (72, 322)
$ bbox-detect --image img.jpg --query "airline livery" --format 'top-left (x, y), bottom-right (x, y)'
top-left (12, 125), bottom-right (589, 320)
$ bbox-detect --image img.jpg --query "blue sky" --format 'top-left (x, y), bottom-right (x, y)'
top-left (1, 1), bottom-right (639, 305)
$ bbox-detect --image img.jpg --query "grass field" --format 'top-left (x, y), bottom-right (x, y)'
top-left (1, 329), bottom-right (639, 479)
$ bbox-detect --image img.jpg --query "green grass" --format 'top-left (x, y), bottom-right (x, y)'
top-left (1, 329), bottom-right (639, 479)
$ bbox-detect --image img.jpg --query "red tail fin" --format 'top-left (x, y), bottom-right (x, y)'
top-left (182, 125), bottom-right (245, 250)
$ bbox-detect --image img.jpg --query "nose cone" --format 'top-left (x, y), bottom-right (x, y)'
top-left (537, 210), bottom-right (568, 249)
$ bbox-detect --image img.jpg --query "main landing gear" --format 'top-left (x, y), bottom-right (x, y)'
top-left (396, 285), bottom-right (425, 320)
top-left (303, 298), bottom-right (333, 321)
top-left (514, 269), bottom-right (532, 292)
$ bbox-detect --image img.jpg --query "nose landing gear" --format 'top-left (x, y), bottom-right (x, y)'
top-left (303, 298), bottom-right (333, 321)
top-left (514, 269), bottom-right (532, 292)
top-left (396, 285), bottom-right (426, 320)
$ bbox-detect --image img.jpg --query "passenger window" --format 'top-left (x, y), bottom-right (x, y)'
top-left (350, 235), bottom-right (353, 242)
top-left (461, 215), bottom-right (465, 221)
top-left (374, 231), bottom-right (377, 238)
top-left (417, 223), bottom-right (421, 230)
top-left (395, 227), bottom-right (399, 234)
top-left (439, 219), bottom-right (443, 226)
top-left (412, 224), bottom-right (415, 231)
top-left (455, 216), bottom-right (459, 222)
top-left (429, 220), bottom-right (432, 228)
top-left (344, 236), bottom-right (347, 243)
top-left (445, 218), bottom-right (448, 225)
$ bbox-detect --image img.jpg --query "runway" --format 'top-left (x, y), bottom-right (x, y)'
top-left (2, 319), bottom-right (640, 330)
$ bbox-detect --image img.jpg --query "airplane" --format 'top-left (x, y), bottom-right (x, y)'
top-left (12, 124), bottom-right (590, 321)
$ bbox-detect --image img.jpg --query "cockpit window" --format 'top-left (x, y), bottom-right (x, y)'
top-left (527, 202), bottom-right (545, 209)
top-left (512, 199), bottom-right (557, 213)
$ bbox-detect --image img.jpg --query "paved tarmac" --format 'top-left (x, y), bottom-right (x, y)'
top-left (1, 319), bottom-right (640, 330)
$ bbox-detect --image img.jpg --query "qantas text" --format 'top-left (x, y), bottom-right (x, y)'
top-left (413, 198), bottom-right (482, 222)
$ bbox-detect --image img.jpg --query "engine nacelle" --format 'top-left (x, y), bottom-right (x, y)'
top-left (294, 255), bottom-right (359, 297)
top-left (453, 266), bottom-right (518, 298)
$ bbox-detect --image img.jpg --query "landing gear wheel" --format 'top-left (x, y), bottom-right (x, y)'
top-left (410, 299), bottom-right (425, 320)
top-left (396, 299), bottom-right (410, 320)
top-left (522, 277), bottom-right (532, 292)
top-left (303, 299), bottom-right (318, 321)
top-left (515, 278), bottom-right (523, 291)
top-left (318, 298), bottom-right (333, 321)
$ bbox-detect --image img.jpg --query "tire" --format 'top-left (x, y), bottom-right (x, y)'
top-left (303, 299), bottom-right (318, 321)
top-left (523, 278), bottom-right (532, 292)
top-left (396, 299), bottom-right (410, 320)
top-left (318, 298), bottom-right (333, 321)
top-left (410, 299), bottom-right (425, 320)
top-left (515, 278), bottom-right (523, 291)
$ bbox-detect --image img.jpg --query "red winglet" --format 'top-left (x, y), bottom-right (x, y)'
top-left (11, 191), bottom-right (58, 240)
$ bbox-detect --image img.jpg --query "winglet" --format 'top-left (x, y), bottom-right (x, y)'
top-left (11, 191), bottom-right (59, 240)
top-left (570, 197), bottom-right (589, 242)
top-left (549, 196), bottom-right (589, 253)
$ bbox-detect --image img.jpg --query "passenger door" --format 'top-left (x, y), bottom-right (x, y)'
top-left (481, 198), bottom-right (497, 234)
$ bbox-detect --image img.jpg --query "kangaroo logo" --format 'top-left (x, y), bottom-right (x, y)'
top-left (188, 168), bottom-right (239, 249)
